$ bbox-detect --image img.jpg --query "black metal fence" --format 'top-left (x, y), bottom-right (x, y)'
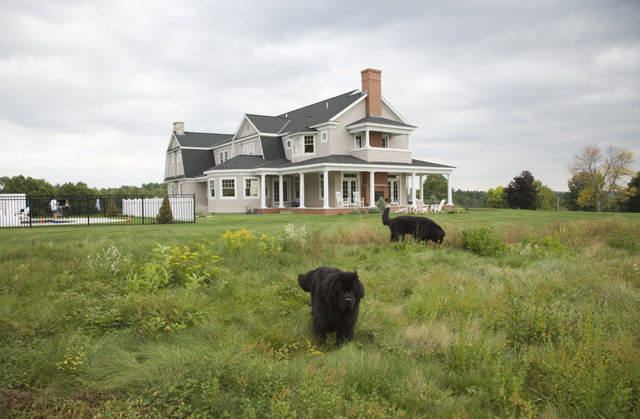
top-left (0, 194), bottom-right (196, 228)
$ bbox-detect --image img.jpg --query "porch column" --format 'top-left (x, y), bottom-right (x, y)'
top-left (411, 172), bottom-right (417, 204)
top-left (323, 170), bottom-right (330, 209)
top-left (260, 174), bottom-right (267, 209)
top-left (298, 172), bottom-right (306, 209)
top-left (420, 175), bottom-right (426, 201)
top-left (369, 171), bottom-right (375, 207)
top-left (278, 174), bottom-right (284, 209)
top-left (365, 129), bottom-right (370, 148)
top-left (447, 174), bottom-right (453, 205)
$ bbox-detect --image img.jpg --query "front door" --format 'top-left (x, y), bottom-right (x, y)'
top-left (273, 179), bottom-right (290, 206)
top-left (388, 178), bottom-right (399, 204)
top-left (342, 173), bottom-right (358, 205)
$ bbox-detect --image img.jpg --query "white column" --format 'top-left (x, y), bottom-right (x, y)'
top-left (411, 172), bottom-right (417, 204)
top-left (369, 171), bottom-right (375, 207)
top-left (420, 175), bottom-right (426, 201)
top-left (260, 174), bottom-right (266, 209)
top-left (365, 129), bottom-right (370, 148)
top-left (278, 174), bottom-right (284, 208)
top-left (323, 170), bottom-right (330, 209)
top-left (447, 174), bottom-right (453, 206)
top-left (298, 172), bottom-right (306, 209)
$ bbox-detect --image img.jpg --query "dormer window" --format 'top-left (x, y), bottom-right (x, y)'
top-left (355, 135), bottom-right (363, 148)
top-left (286, 139), bottom-right (291, 149)
top-left (242, 143), bottom-right (254, 155)
top-left (304, 135), bottom-right (315, 154)
top-left (292, 136), bottom-right (301, 156)
top-left (382, 135), bottom-right (389, 148)
top-left (219, 150), bottom-right (229, 163)
top-left (321, 131), bottom-right (328, 142)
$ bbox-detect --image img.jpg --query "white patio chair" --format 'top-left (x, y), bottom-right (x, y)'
top-left (19, 206), bottom-right (30, 222)
top-left (414, 199), bottom-right (428, 214)
top-left (431, 199), bottom-right (446, 213)
top-left (352, 191), bottom-right (364, 207)
top-left (335, 191), bottom-right (349, 208)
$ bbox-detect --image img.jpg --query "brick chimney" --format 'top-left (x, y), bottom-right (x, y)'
top-left (173, 122), bottom-right (185, 135)
top-left (361, 68), bottom-right (382, 116)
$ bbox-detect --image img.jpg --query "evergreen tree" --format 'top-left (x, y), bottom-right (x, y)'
top-left (504, 170), bottom-right (537, 210)
top-left (156, 196), bottom-right (174, 224)
top-left (106, 200), bottom-right (119, 217)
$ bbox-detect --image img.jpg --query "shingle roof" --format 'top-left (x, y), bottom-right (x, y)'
top-left (174, 132), bottom-right (232, 148)
top-left (346, 115), bottom-right (416, 129)
top-left (260, 136), bottom-right (287, 161)
top-left (277, 90), bottom-right (365, 135)
top-left (246, 115), bottom-right (290, 134)
top-left (181, 149), bottom-right (217, 178)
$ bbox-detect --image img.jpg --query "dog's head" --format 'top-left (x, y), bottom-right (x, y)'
top-left (324, 270), bottom-right (364, 311)
top-left (432, 226), bottom-right (446, 244)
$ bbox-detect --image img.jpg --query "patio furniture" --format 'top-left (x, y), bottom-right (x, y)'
top-left (336, 191), bottom-right (349, 208)
top-left (352, 191), bottom-right (364, 207)
top-left (431, 199), bottom-right (446, 213)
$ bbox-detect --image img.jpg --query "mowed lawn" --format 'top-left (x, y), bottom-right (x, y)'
top-left (1, 209), bottom-right (639, 418)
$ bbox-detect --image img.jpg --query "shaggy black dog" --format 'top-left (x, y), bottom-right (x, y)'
top-left (298, 267), bottom-right (364, 346)
top-left (382, 206), bottom-right (446, 244)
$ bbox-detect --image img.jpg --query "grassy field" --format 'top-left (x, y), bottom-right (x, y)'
top-left (1, 210), bottom-right (639, 418)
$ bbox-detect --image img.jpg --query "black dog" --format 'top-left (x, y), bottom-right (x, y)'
top-left (298, 267), bottom-right (364, 346)
top-left (382, 206), bottom-right (446, 244)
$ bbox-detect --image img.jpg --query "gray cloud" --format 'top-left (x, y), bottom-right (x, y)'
top-left (1, 0), bottom-right (638, 191)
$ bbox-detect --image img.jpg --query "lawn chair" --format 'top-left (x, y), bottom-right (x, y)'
top-left (352, 191), bottom-right (364, 207)
top-left (431, 199), bottom-right (446, 213)
top-left (335, 191), bottom-right (349, 208)
top-left (414, 199), bottom-right (428, 214)
top-left (19, 206), bottom-right (30, 222)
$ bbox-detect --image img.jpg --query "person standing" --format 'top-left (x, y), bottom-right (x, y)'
top-left (50, 198), bottom-right (57, 220)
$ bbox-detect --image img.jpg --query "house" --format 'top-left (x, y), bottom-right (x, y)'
top-left (164, 69), bottom-right (455, 214)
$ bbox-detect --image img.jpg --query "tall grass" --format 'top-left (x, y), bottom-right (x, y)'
top-left (1, 210), bottom-right (639, 418)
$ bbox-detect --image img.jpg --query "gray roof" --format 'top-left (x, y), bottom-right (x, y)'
top-left (180, 149), bottom-right (217, 179)
top-left (246, 115), bottom-right (290, 134)
top-left (260, 136), bottom-right (286, 160)
top-left (277, 90), bottom-right (365, 135)
top-left (205, 155), bottom-right (266, 171)
top-left (283, 156), bottom-right (455, 170)
top-left (346, 115), bottom-right (416, 129)
top-left (173, 132), bottom-right (233, 148)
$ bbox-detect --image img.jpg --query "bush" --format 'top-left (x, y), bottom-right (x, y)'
top-left (368, 207), bottom-right (380, 214)
top-left (156, 196), bottom-right (174, 224)
top-left (462, 227), bottom-right (507, 256)
top-left (607, 231), bottom-right (639, 251)
top-left (106, 200), bottom-right (119, 217)
top-left (377, 196), bottom-right (386, 211)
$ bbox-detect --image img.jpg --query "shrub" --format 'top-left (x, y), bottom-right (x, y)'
top-left (607, 230), bottom-right (639, 251)
top-left (106, 200), bottom-right (119, 217)
top-left (368, 207), bottom-right (380, 214)
top-left (462, 227), bottom-right (507, 256)
top-left (156, 196), bottom-right (173, 224)
top-left (377, 196), bottom-right (386, 211)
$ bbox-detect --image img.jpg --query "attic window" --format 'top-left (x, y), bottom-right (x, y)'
top-left (304, 135), bottom-right (314, 154)
top-left (286, 139), bottom-right (291, 149)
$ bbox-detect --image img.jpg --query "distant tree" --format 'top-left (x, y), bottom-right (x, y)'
top-left (563, 172), bottom-right (595, 211)
top-left (568, 144), bottom-right (636, 212)
top-left (422, 175), bottom-right (447, 204)
top-left (486, 186), bottom-right (508, 209)
top-left (535, 180), bottom-right (557, 211)
top-left (452, 189), bottom-right (487, 208)
top-left (156, 196), bottom-right (174, 224)
top-left (56, 181), bottom-right (98, 196)
top-left (106, 200), bottom-right (119, 217)
top-left (504, 171), bottom-right (537, 210)
top-left (0, 175), bottom-right (56, 195)
top-left (619, 172), bottom-right (640, 212)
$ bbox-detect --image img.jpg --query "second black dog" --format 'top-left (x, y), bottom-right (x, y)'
top-left (382, 206), bottom-right (446, 244)
top-left (298, 267), bottom-right (364, 346)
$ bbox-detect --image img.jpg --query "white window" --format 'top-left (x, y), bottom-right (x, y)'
top-left (382, 135), bottom-right (389, 148)
top-left (319, 173), bottom-right (325, 200)
top-left (321, 131), bottom-right (328, 143)
top-left (286, 139), bottom-right (292, 149)
top-left (244, 178), bottom-right (259, 198)
top-left (221, 178), bottom-right (235, 198)
top-left (355, 135), bottom-right (363, 148)
top-left (265, 180), bottom-right (269, 198)
top-left (178, 183), bottom-right (183, 194)
top-left (294, 176), bottom-right (300, 199)
top-left (219, 150), bottom-right (229, 163)
top-left (209, 180), bottom-right (215, 198)
top-left (304, 135), bottom-right (314, 154)
top-left (242, 144), bottom-right (255, 155)
top-left (292, 136), bottom-right (301, 156)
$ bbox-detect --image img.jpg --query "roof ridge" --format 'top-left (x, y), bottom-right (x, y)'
top-left (276, 90), bottom-right (360, 117)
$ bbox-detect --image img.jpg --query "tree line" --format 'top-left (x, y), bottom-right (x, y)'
top-left (421, 144), bottom-right (638, 212)
top-left (0, 175), bottom-right (168, 197)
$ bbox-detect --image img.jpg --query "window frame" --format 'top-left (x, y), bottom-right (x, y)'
top-left (354, 134), bottom-right (363, 148)
top-left (304, 135), bottom-right (315, 155)
top-left (219, 150), bottom-right (229, 163)
top-left (286, 139), bottom-right (292, 149)
top-left (209, 179), bottom-right (215, 198)
top-left (382, 135), bottom-right (389, 148)
top-left (244, 177), bottom-right (260, 199)
top-left (321, 130), bottom-right (328, 143)
top-left (221, 178), bottom-right (236, 199)
top-left (292, 136), bottom-right (301, 156)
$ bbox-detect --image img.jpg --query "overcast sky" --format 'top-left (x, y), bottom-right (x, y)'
top-left (1, 0), bottom-right (639, 192)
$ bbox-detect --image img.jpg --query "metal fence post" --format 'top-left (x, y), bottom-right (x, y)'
top-left (142, 196), bottom-right (145, 225)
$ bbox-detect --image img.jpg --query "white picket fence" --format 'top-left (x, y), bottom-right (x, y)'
top-left (121, 197), bottom-right (194, 222)
top-left (0, 194), bottom-right (27, 227)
